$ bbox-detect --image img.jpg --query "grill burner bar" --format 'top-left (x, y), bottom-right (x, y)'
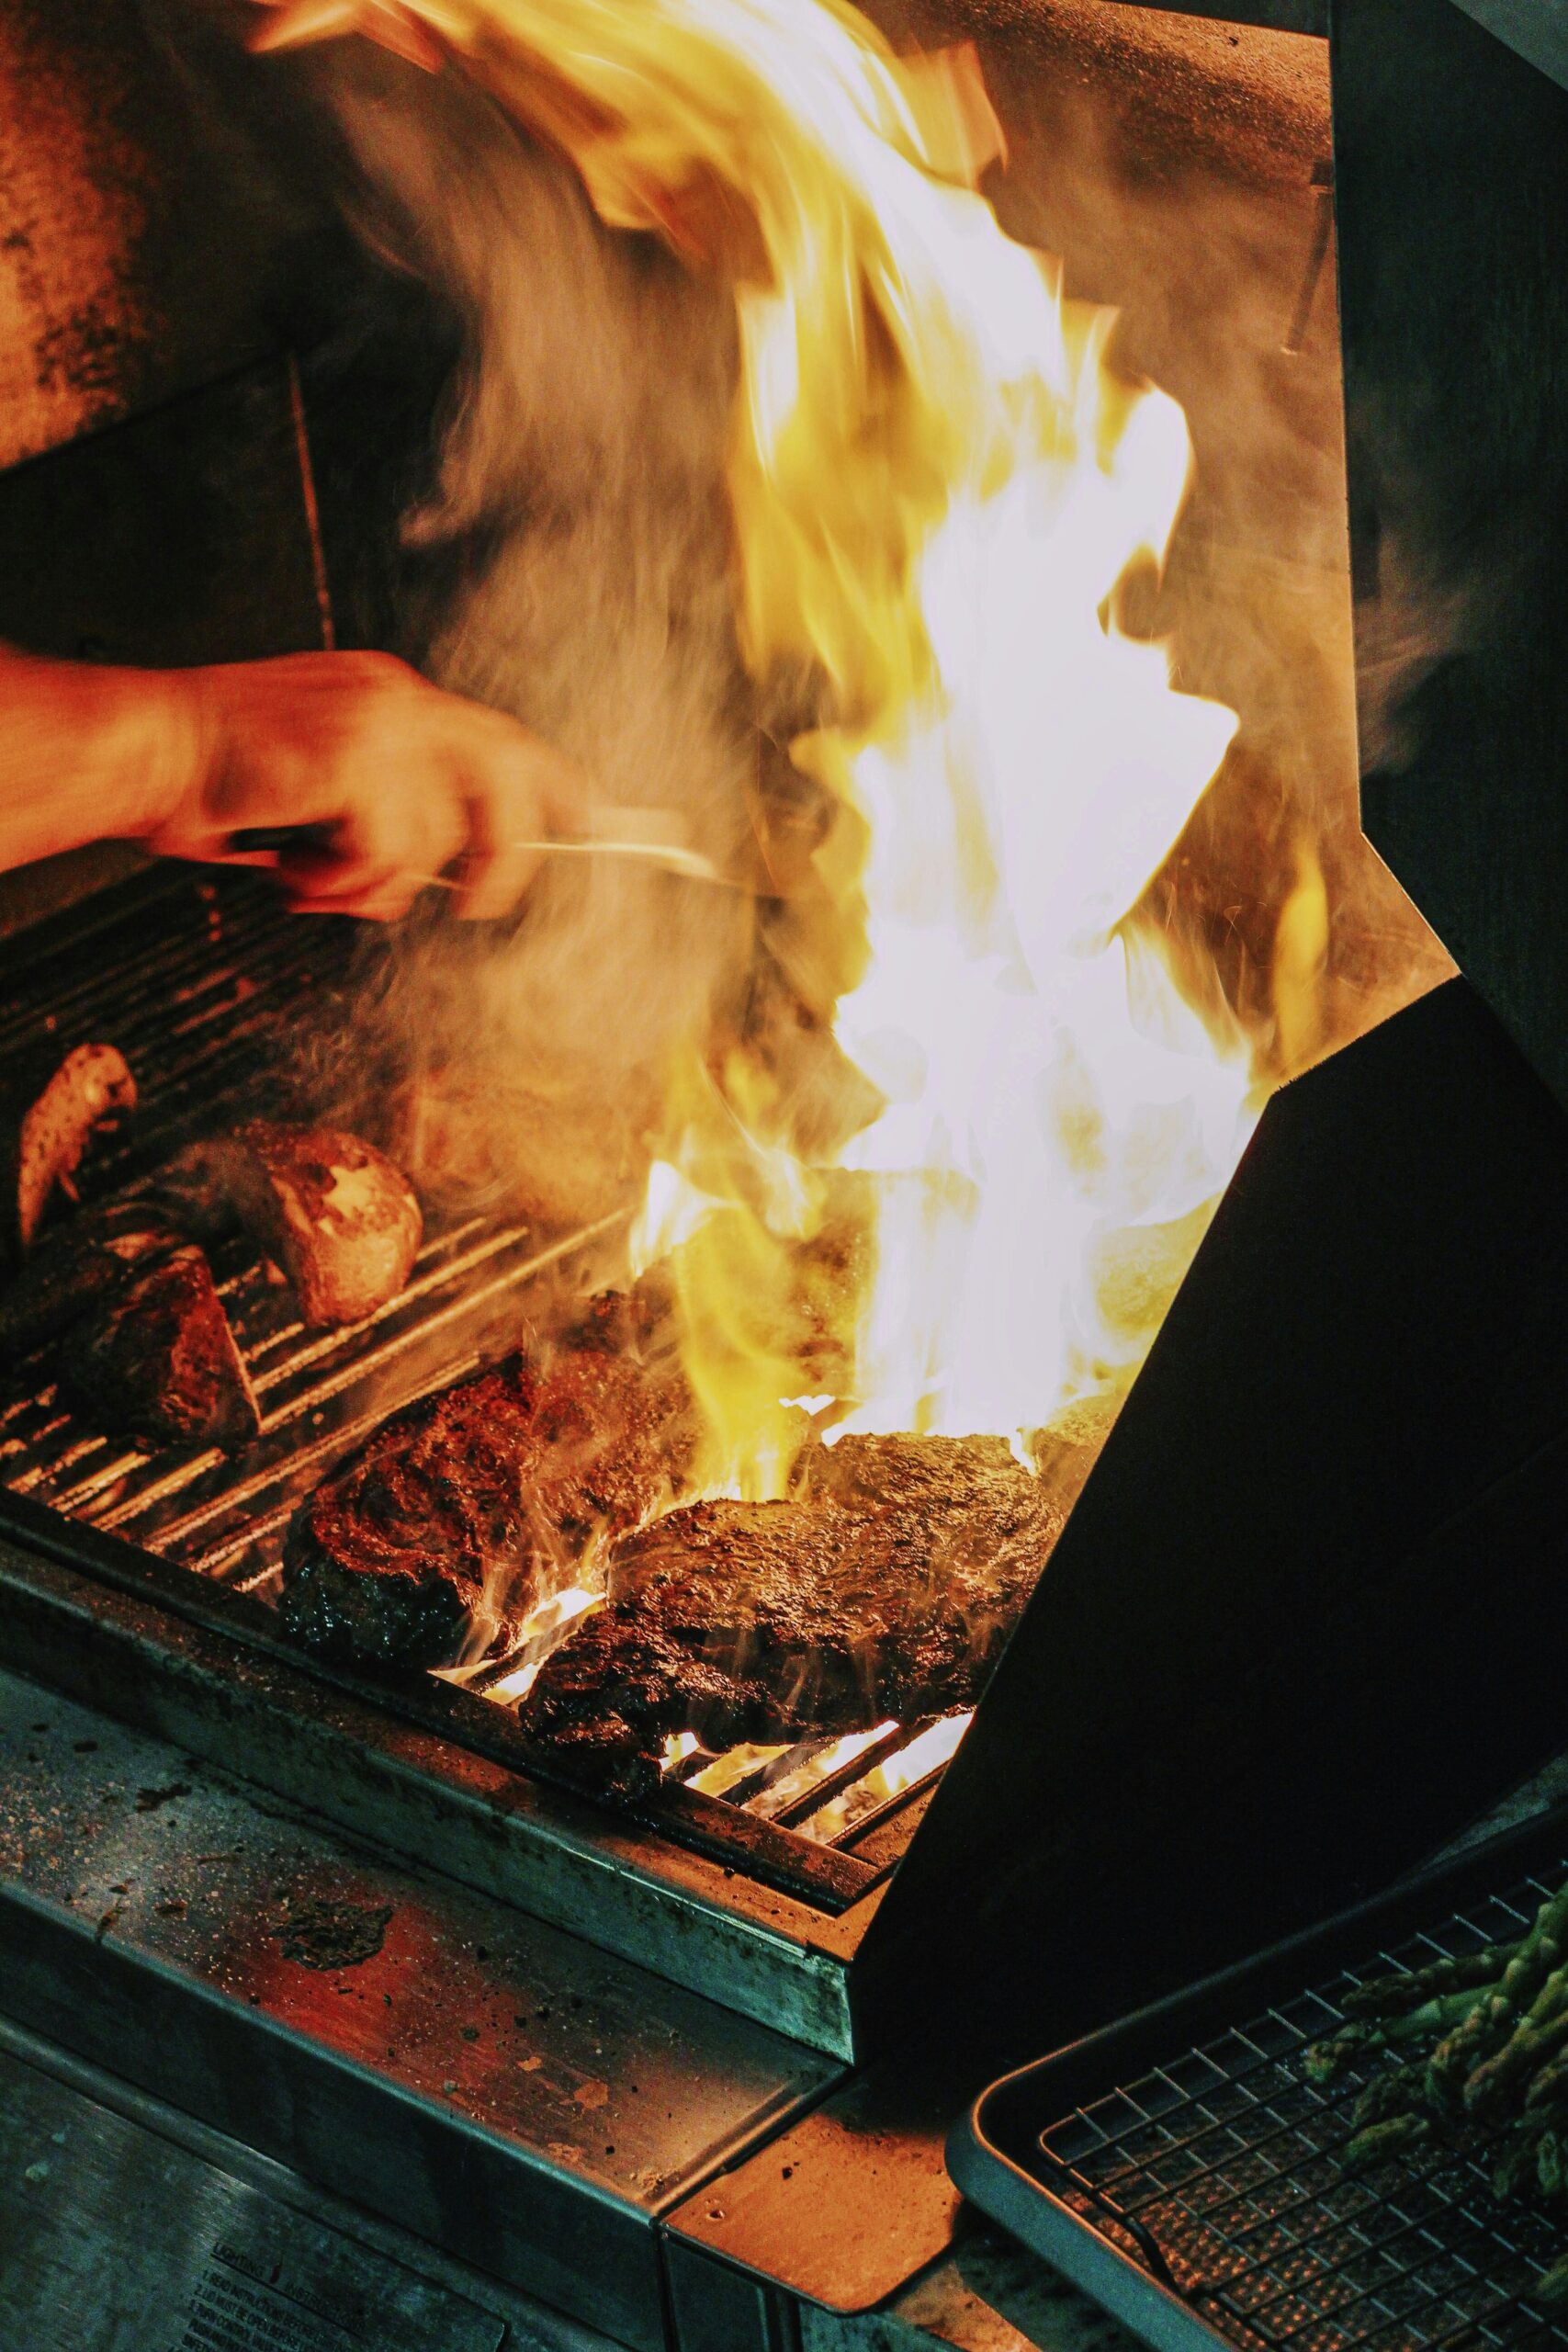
top-left (0, 867), bottom-right (965, 1904)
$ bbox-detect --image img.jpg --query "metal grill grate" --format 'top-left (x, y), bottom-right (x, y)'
top-left (1038, 1863), bottom-right (1568, 2352)
top-left (0, 865), bottom-right (964, 1894)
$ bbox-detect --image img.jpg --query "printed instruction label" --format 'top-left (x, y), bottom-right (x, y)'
top-left (178, 2245), bottom-right (357, 2351)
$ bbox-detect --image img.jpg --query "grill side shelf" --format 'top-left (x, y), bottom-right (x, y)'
top-left (948, 1805), bottom-right (1568, 2352)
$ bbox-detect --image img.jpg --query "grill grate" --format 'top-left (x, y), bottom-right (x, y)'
top-left (0, 865), bottom-right (964, 1896)
top-left (1038, 1862), bottom-right (1568, 2352)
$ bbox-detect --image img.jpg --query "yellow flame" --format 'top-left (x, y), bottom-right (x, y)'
top-left (795, 1710), bottom-right (974, 1841)
top-left (265, 0), bottom-right (1273, 1486)
top-left (750, 1722), bottom-right (897, 1815)
top-left (1270, 828), bottom-right (1331, 1080)
top-left (466, 1582), bottom-right (602, 1701)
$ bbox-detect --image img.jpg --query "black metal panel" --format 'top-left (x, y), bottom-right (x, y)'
top-left (1332, 0), bottom-right (1568, 1105)
top-left (1445, 0), bottom-right (1568, 90)
top-left (662, 2238), bottom-right (800, 2352)
top-left (858, 978), bottom-right (1568, 2049)
top-left (0, 356), bottom-right (326, 669)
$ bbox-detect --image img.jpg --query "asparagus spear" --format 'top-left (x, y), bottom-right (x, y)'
top-left (1492, 2122), bottom-right (1550, 2200)
top-left (1351, 2064), bottom-right (1427, 2132)
top-left (1429, 1892), bottom-right (1568, 2101)
top-left (1386, 1988), bottom-right (1492, 2044)
top-left (1306, 1993), bottom-right (1476, 2086)
top-left (1303, 2025), bottom-right (1381, 2085)
top-left (1532, 2250), bottom-right (1568, 2309)
top-left (1344, 2113), bottom-right (1431, 2170)
top-left (1526, 2043), bottom-right (1568, 2111)
top-left (1463, 1968), bottom-right (1568, 2121)
top-left (1342, 1946), bottom-right (1520, 2021)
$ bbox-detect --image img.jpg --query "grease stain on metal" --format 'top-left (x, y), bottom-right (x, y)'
top-left (270, 1894), bottom-right (393, 1971)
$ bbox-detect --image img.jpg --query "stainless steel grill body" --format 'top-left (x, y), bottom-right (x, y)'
top-left (0, 864), bottom-right (964, 2054)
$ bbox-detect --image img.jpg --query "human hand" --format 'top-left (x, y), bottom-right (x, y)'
top-left (144, 650), bottom-right (587, 921)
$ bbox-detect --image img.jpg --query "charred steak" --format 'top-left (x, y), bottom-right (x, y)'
top-left (277, 1306), bottom-right (694, 1670)
top-left (0, 1199), bottom-right (183, 1362)
top-left (522, 1433), bottom-right (1065, 1797)
top-left (0, 1104), bottom-right (423, 1463)
top-left (60, 1242), bottom-right (261, 1451)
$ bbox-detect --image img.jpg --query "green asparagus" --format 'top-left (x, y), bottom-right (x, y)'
top-left (1344, 2113), bottom-right (1431, 2169)
top-left (1303, 2024), bottom-right (1381, 2084)
top-left (1528, 2045), bottom-right (1568, 2112)
top-left (1341, 1946), bottom-right (1521, 2021)
top-left (1428, 1892), bottom-right (1568, 2100)
top-left (1351, 2064), bottom-right (1427, 2132)
top-left (1491, 2122), bottom-right (1549, 2201)
top-left (1386, 1988), bottom-right (1486, 2044)
top-left (1462, 1969), bottom-right (1568, 2120)
top-left (1534, 2250), bottom-right (1568, 2308)
top-left (1298, 1872), bottom-right (1568, 2286)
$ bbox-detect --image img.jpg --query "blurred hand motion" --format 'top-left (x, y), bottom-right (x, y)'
top-left (151, 650), bottom-right (588, 922)
top-left (0, 644), bottom-right (589, 922)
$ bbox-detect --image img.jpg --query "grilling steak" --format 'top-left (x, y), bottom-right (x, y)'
top-left (147, 1124), bottom-right (423, 1327)
top-left (0, 1115), bottom-right (424, 1460)
top-left (521, 1432), bottom-right (1065, 1797)
top-left (0, 1199), bottom-right (183, 1361)
top-left (277, 1295), bottom-right (695, 1669)
top-left (61, 1242), bottom-right (261, 1450)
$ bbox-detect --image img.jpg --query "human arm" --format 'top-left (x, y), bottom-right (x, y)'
top-left (0, 644), bottom-right (583, 920)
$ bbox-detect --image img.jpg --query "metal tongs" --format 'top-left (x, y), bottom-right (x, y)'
top-left (228, 809), bottom-right (733, 890)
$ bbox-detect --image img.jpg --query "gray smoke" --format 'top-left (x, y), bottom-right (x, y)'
top-left (299, 42), bottom-right (764, 1227)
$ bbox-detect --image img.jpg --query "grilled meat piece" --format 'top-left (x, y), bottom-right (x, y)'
top-left (60, 1242), bottom-right (261, 1450)
top-left (279, 1358), bottom-right (541, 1668)
top-left (0, 1107), bottom-right (420, 1465)
top-left (277, 1325), bottom-right (694, 1670)
top-left (522, 1433), bottom-right (1064, 1797)
top-left (149, 1124), bottom-right (422, 1327)
top-left (0, 1200), bottom-right (183, 1361)
top-left (2, 1044), bottom-right (137, 1272)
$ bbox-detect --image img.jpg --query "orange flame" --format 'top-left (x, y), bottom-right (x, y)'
top-left (263, 0), bottom-right (1277, 1489)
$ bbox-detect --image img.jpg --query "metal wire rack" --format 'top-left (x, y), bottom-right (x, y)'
top-left (1037, 1862), bottom-right (1568, 2352)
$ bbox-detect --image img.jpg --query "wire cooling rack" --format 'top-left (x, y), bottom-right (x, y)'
top-left (953, 1822), bottom-right (1568, 2352)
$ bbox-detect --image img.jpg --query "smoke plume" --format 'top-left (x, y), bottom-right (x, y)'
top-left (289, 40), bottom-right (764, 1230)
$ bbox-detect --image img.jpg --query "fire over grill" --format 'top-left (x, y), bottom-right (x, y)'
top-left (0, 861), bottom-right (967, 1913)
top-left (0, 0), bottom-right (1566, 2083)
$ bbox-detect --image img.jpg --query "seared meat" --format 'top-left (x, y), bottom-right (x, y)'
top-left (0, 1200), bottom-right (183, 1361)
top-left (0, 1119), bottom-right (423, 1464)
top-left (278, 1358), bottom-right (542, 1668)
top-left (2, 1044), bottom-right (136, 1272)
top-left (148, 1124), bottom-right (422, 1327)
top-left (522, 1433), bottom-right (1064, 1797)
top-left (277, 1320), bottom-right (694, 1670)
top-left (60, 1243), bottom-right (261, 1451)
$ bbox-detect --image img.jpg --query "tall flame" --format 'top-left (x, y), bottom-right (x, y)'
top-left (260, 0), bottom-right (1274, 1488)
